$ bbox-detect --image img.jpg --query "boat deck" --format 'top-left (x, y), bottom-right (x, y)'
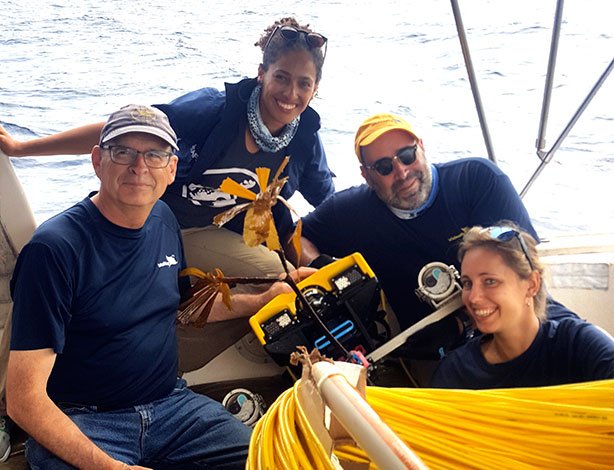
top-left (2, 426), bottom-right (26, 469)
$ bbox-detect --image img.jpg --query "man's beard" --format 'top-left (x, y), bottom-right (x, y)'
top-left (373, 167), bottom-right (433, 210)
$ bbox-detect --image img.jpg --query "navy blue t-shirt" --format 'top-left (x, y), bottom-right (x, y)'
top-left (430, 315), bottom-right (614, 389)
top-left (302, 158), bottom-right (537, 329)
top-left (10, 198), bottom-right (185, 409)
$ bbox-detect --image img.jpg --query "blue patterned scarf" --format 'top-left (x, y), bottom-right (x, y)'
top-left (247, 84), bottom-right (300, 153)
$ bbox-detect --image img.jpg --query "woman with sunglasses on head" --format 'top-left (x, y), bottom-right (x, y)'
top-left (155, 17), bottom-right (331, 281)
top-left (430, 222), bottom-right (614, 389)
top-left (0, 16), bottom-right (332, 282)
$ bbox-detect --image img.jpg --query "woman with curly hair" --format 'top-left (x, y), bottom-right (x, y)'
top-left (0, 16), bottom-right (333, 280)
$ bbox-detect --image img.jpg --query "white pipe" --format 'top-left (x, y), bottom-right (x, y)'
top-left (311, 361), bottom-right (427, 470)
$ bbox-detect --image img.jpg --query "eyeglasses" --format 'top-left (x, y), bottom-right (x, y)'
top-left (264, 25), bottom-right (328, 58)
top-left (363, 145), bottom-right (418, 176)
top-left (101, 145), bottom-right (173, 169)
top-left (482, 226), bottom-right (535, 271)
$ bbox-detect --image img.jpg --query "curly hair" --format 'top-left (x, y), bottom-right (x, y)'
top-left (255, 17), bottom-right (325, 83)
top-left (458, 221), bottom-right (547, 320)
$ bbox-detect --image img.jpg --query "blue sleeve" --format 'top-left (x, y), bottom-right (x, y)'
top-left (302, 190), bottom-right (357, 256)
top-left (154, 87), bottom-right (226, 180)
top-left (154, 87), bottom-right (225, 144)
top-left (10, 242), bottom-right (73, 352)
top-left (297, 133), bottom-right (335, 207)
top-left (462, 159), bottom-right (538, 240)
top-left (545, 297), bottom-right (579, 321)
top-left (559, 319), bottom-right (614, 381)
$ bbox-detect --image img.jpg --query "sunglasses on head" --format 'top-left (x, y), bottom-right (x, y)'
top-left (264, 25), bottom-right (328, 54)
top-left (482, 226), bottom-right (535, 271)
top-left (363, 145), bottom-right (418, 176)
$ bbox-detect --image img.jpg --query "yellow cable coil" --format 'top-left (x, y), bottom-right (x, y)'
top-left (249, 379), bottom-right (614, 469)
top-left (247, 380), bottom-right (340, 470)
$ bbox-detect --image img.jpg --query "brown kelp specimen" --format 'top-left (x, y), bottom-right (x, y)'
top-left (213, 157), bottom-right (302, 259)
top-left (177, 267), bottom-right (279, 327)
top-left (178, 158), bottom-right (347, 359)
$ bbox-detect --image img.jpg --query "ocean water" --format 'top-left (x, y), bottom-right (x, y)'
top-left (1, 0), bottom-right (613, 237)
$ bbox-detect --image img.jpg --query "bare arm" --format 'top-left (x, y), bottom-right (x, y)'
top-left (7, 349), bottom-right (148, 469)
top-left (284, 236), bottom-right (322, 268)
top-left (297, 236), bottom-right (321, 267)
top-left (207, 267), bottom-right (317, 322)
top-left (0, 122), bottom-right (104, 157)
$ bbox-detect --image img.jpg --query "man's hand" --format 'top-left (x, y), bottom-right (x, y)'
top-left (263, 266), bottom-right (318, 299)
top-left (206, 267), bottom-right (319, 322)
top-left (280, 266), bottom-right (317, 284)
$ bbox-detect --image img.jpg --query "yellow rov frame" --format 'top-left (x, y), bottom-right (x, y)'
top-left (249, 253), bottom-right (383, 365)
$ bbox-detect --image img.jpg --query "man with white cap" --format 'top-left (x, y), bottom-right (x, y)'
top-left (299, 113), bottom-right (550, 362)
top-left (7, 104), bottom-right (252, 469)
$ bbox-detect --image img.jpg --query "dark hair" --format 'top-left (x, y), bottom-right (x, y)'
top-left (458, 221), bottom-right (547, 320)
top-left (255, 17), bottom-right (325, 83)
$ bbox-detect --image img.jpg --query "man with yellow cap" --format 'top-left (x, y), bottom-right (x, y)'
top-left (299, 113), bottom-right (552, 361)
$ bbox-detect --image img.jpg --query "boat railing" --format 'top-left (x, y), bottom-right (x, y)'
top-left (450, 0), bottom-right (613, 198)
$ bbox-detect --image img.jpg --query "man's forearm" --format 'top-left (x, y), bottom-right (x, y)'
top-left (9, 396), bottom-right (124, 469)
top-left (7, 349), bottom-right (127, 469)
top-left (298, 236), bottom-right (321, 266)
top-left (207, 283), bottom-right (290, 322)
top-left (206, 268), bottom-right (317, 323)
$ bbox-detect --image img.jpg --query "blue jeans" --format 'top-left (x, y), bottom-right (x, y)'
top-left (25, 379), bottom-right (251, 469)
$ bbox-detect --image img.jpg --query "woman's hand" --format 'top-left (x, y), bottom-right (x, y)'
top-left (0, 124), bottom-right (24, 156)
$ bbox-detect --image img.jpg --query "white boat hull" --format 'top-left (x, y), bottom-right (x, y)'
top-left (539, 233), bottom-right (614, 335)
top-left (0, 150), bottom-right (36, 330)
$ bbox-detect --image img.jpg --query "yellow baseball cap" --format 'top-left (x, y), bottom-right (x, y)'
top-left (354, 113), bottom-right (419, 160)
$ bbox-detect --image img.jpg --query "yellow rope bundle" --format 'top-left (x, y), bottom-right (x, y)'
top-left (247, 380), bottom-right (340, 470)
top-left (249, 379), bottom-right (614, 469)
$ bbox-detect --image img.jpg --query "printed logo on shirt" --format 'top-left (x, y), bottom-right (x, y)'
top-left (182, 168), bottom-right (258, 208)
top-left (157, 255), bottom-right (179, 268)
top-left (189, 144), bottom-right (199, 161)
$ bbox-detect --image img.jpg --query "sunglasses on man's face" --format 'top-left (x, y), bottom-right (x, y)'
top-left (264, 25), bottom-right (328, 55)
top-left (482, 226), bottom-right (535, 271)
top-left (363, 145), bottom-right (418, 176)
